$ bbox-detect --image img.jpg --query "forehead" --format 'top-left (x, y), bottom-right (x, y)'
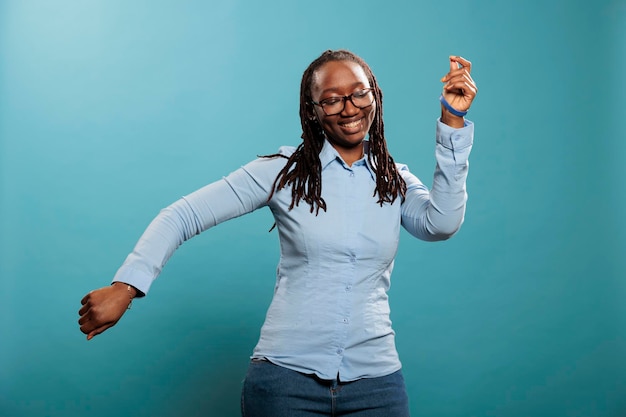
top-left (311, 60), bottom-right (370, 98)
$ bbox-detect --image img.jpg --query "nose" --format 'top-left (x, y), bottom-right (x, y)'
top-left (341, 97), bottom-right (359, 116)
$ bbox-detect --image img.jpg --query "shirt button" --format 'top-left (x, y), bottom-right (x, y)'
top-left (349, 256), bottom-right (356, 263)
top-left (336, 348), bottom-right (343, 354)
top-left (349, 172), bottom-right (355, 177)
top-left (342, 318), bottom-right (349, 324)
top-left (345, 285), bottom-right (352, 292)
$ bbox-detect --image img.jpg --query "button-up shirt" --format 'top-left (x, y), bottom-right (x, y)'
top-left (113, 119), bottom-right (474, 381)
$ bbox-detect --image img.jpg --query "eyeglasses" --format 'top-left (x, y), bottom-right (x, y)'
top-left (311, 88), bottom-right (375, 116)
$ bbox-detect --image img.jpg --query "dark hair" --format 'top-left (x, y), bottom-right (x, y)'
top-left (266, 49), bottom-right (406, 214)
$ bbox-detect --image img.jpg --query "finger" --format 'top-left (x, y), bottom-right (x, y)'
top-left (79, 320), bottom-right (93, 335)
top-left (449, 56), bottom-right (458, 72)
top-left (80, 315), bottom-right (114, 335)
top-left (445, 73), bottom-right (477, 92)
top-left (450, 69), bottom-right (475, 85)
top-left (78, 313), bottom-right (91, 326)
top-left (451, 56), bottom-right (472, 73)
top-left (459, 81), bottom-right (477, 98)
top-left (444, 78), bottom-right (467, 94)
top-left (444, 80), bottom-right (477, 99)
top-left (447, 67), bottom-right (473, 80)
top-left (458, 73), bottom-right (478, 95)
top-left (78, 314), bottom-right (101, 334)
top-left (81, 292), bottom-right (91, 305)
top-left (78, 303), bottom-right (90, 316)
top-left (442, 56), bottom-right (462, 82)
top-left (464, 70), bottom-right (475, 84)
top-left (441, 68), bottom-right (474, 84)
top-left (464, 81), bottom-right (477, 95)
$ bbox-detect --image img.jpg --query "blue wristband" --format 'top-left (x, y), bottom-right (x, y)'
top-left (439, 94), bottom-right (468, 117)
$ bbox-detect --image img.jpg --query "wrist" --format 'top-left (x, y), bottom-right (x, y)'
top-left (111, 281), bottom-right (139, 298)
top-left (439, 95), bottom-right (467, 128)
top-left (112, 281), bottom-right (137, 299)
top-left (440, 107), bottom-right (465, 128)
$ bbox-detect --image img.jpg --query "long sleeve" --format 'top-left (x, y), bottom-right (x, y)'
top-left (111, 150), bottom-right (292, 295)
top-left (400, 118), bottom-right (474, 241)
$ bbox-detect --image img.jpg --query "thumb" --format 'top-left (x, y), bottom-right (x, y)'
top-left (86, 323), bottom-right (115, 341)
top-left (449, 56), bottom-right (459, 72)
top-left (442, 56), bottom-right (459, 82)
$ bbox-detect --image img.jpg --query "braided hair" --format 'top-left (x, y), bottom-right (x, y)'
top-left (266, 49), bottom-right (407, 215)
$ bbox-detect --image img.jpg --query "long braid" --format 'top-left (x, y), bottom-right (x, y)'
top-left (266, 50), bottom-right (406, 214)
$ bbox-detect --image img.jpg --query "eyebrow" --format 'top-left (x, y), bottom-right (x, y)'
top-left (319, 82), bottom-right (369, 97)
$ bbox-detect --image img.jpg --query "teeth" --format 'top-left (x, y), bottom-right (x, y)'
top-left (341, 120), bottom-right (361, 129)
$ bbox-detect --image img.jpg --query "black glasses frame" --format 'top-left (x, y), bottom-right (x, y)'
top-left (310, 88), bottom-right (375, 116)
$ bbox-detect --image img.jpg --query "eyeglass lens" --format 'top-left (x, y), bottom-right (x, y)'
top-left (321, 89), bottom-right (374, 115)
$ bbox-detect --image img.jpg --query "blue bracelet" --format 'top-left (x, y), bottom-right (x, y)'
top-left (439, 94), bottom-right (468, 117)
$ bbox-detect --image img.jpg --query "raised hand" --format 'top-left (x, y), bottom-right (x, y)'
top-left (440, 56), bottom-right (477, 127)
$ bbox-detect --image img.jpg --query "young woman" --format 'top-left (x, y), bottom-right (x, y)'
top-left (79, 49), bottom-right (477, 416)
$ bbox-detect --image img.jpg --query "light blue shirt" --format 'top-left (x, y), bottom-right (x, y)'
top-left (113, 119), bottom-right (474, 382)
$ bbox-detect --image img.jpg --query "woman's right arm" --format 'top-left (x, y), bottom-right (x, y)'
top-left (78, 151), bottom-right (291, 340)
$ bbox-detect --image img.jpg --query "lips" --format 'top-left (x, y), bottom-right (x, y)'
top-left (338, 117), bottom-right (363, 133)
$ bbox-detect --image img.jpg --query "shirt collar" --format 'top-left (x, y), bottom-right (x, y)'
top-left (319, 139), bottom-right (376, 181)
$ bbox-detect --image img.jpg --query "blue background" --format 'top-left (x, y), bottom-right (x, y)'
top-left (1, 1), bottom-right (625, 416)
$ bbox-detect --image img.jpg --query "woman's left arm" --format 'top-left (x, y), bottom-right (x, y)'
top-left (400, 121), bottom-right (473, 241)
top-left (400, 55), bottom-right (477, 240)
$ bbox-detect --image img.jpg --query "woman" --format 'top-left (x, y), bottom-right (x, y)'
top-left (79, 49), bottom-right (477, 416)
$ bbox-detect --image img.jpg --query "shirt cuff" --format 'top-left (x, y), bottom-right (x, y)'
top-left (112, 266), bottom-right (153, 297)
top-left (436, 117), bottom-right (474, 151)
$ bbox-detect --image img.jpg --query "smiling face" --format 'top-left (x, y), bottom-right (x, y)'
top-left (309, 60), bottom-right (376, 160)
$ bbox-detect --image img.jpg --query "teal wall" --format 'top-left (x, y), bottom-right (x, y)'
top-left (1, 1), bottom-right (624, 416)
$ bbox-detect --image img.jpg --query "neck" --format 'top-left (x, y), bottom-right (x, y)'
top-left (335, 143), bottom-right (364, 166)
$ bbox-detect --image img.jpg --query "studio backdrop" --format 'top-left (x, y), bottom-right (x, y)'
top-left (1, 1), bottom-right (624, 416)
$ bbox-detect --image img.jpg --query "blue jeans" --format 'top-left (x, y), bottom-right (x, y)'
top-left (241, 359), bottom-right (410, 417)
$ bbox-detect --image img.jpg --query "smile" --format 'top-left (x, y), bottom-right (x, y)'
top-left (339, 118), bottom-right (362, 129)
